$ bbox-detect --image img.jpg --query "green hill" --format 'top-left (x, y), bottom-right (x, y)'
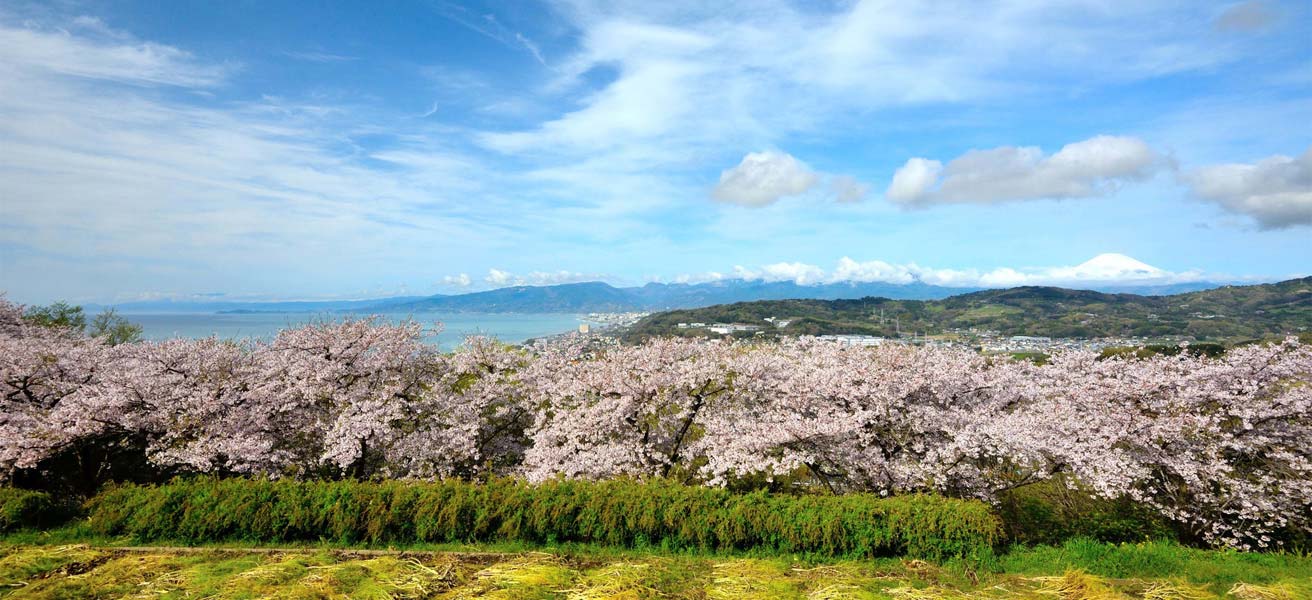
top-left (626, 277), bottom-right (1312, 343)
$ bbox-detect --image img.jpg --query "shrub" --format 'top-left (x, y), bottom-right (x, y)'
top-left (85, 478), bottom-right (1000, 561)
top-left (0, 487), bottom-right (60, 531)
top-left (995, 479), bottom-right (1175, 546)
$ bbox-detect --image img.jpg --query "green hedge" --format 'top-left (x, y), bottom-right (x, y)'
top-left (85, 478), bottom-right (1000, 560)
top-left (996, 479), bottom-right (1175, 546)
top-left (0, 488), bottom-right (59, 531)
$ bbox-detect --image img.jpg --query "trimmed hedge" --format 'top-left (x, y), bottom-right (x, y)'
top-left (0, 487), bottom-right (59, 531)
top-left (86, 478), bottom-right (1001, 560)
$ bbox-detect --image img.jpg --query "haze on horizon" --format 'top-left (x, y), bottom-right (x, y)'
top-left (0, 0), bottom-right (1309, 305)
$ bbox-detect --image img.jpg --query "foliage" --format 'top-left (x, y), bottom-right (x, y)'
top-left (84, 477), bottom-right (1001, 561)
top-left (0, 489), bottom-right (59, 532)
top-left (1098, 343), bottom-right (1227, 360)
top-left (995, 478), bottom-right (1174, 545)
top-left (2, 296), bottom-right (1309, 550)
top-left (627, 276), bottom-right (1312, 342)
top-left (20, 302), bottom-right (85, 332)
top-left (86, 309), bottom-right (142, 346)
top-left (19, 300), bottom-right (141, 346)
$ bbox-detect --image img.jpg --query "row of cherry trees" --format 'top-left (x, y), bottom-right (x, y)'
top-left (2, 298), bottom-right (1308, 549)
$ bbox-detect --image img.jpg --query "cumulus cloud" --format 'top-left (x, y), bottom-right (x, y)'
top-left (712, 151), bottom-right (820, 207)
top-left (441, 273), bottom-right (472, 287)
top-left (885, 136), bottom-right (1162, 206)
top-left (701, 253), bottom-right (1209, 289)
top-left (830, 257), bottom-right (916, 285)
top-left (484, 269), bottom-right (516, 286)
top-left (711, 151), bottom-right (870, 207)
top-left (1182, 148), bottom-right (1312, 229)
top-left (671, 272), bottom-right (726, 284)
top-left (482, 269), bottom-right (603, 288)
top-left (732, 262), bottom-right (827, 285)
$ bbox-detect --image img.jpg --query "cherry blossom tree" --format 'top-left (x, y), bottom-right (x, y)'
top-left (1, 295), bottom-right (1307, 548)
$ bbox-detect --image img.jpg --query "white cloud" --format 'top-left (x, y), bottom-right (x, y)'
top-left (830, 257), bottom-right (916, 285)
top-left (430, 3), bottom-right (548, 66)
top-left (441, 273), bottom-right (472, 287)
top-left (1182, 147), bottom-right (1312, 229)
top-left (0, 18), bottom-right (228, 87)
top-left (0, 18), bottom-right (526, 303)
top-left (712, 151), bottom-right (819, 206)
top-left (481, 269), bottom-right (603, 288)
top-left (920, 253), bottom-right (1211, 288)
top-left (886, 136), bottom-right (1162, 206)
top-left (697, 253), bottom-right (1209, 289)
top-left (671, 272), bottom-right (726, 284)
top-left (484, 269), bottom-right (516, 286)
top-left (757, 262), bottom-right (826, 285)
top-left (734, 261), bottom-right (862, 286)
top-left (886, 158), bottom-right (943, 204)
top-left (283, 50), bottom-right (357, 63)
top-left (525, 270), bottom-right (599, 286)
top-left (483, 2), bottom-right (1242, 162)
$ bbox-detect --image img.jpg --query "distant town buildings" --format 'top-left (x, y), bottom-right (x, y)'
top-left (707, 323), bottom-right (761, 335)
top-left (583, 312), bottom-right (650, 328)
top-left (816, 334), bottom-right (885, 346)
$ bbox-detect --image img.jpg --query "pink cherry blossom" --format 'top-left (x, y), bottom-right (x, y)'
top-left (1, 297), bottom-right (1307, 549)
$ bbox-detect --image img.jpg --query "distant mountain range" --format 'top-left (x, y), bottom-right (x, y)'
top-left (91, 278), bottom-right (1228, 314)
top-left (626, 277), bottom-right (1312, 342)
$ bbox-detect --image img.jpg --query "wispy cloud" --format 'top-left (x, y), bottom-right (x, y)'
top-left (1213, 0), bottom-right (1279, 33)
top-left (0, 3), bottom-right (1305, 303)
top-left (282, 50), bottom-right (358, 63)
top-left (0, 17), bottom-right (229, 87)
top-left (430, 2), bottom-right (547, 65)
top-left (0, 17), bottom-right (518, 302)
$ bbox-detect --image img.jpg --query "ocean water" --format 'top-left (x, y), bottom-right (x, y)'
top-left (125, 312), bottom-right (584, 351)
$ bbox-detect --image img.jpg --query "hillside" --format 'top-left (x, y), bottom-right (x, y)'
top-left (371, 279), bottom-right (984, 313)
top-left (626, 277), bottom-right (1312, 342)
top-left (367, 279), bottom-right (1228, 314)
top-left (89, 278), bottom-right (1225, 315)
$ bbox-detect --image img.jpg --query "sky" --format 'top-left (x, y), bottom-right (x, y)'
top-left (0, 0), bottom-right (1309, 304)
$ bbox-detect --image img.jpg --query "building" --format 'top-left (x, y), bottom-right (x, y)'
top-left (707, 323), bottom-right (761, 335)
top-left (817, 335), bottom-right (885, 347)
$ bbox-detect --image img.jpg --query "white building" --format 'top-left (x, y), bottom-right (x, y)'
top-left (817, 335), bottom-right (885, 346)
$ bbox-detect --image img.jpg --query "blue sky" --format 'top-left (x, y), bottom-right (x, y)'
top-left (1, 0), bottom-right (1309, 304)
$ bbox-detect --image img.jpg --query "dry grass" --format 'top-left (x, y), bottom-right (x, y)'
top-left (1226, 582), bottom-right (1303, 600)
top-left (446, 553), bottom-right (578, 599)
top-left (1139, 580), bottom-right (1218, 600)
top-left (0, 544), bottom-right (1306, 599)
top-left (1032, 569), bottom-right (1127, 599)
top-left (706, 559), bottom-right (802, 599)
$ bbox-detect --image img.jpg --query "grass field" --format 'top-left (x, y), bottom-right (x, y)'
top-left (2, 539), bottom-right (1308, 599)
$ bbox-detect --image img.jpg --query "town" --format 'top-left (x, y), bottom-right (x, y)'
top-left (673, 319), bottom-right (1195, 353)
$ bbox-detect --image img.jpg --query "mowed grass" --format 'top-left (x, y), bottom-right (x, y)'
top-left (0, 541), bottom-right (1308, 600)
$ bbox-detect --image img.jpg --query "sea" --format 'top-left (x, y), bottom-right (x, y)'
top-left (124, 312), bottom-right (585, 351)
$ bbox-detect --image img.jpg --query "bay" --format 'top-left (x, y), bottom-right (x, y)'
top-left (125, 312), bottom-right (584, 351)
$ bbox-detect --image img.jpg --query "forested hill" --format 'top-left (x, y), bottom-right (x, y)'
top-left (626, 276), bottom-right (1312, 342)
